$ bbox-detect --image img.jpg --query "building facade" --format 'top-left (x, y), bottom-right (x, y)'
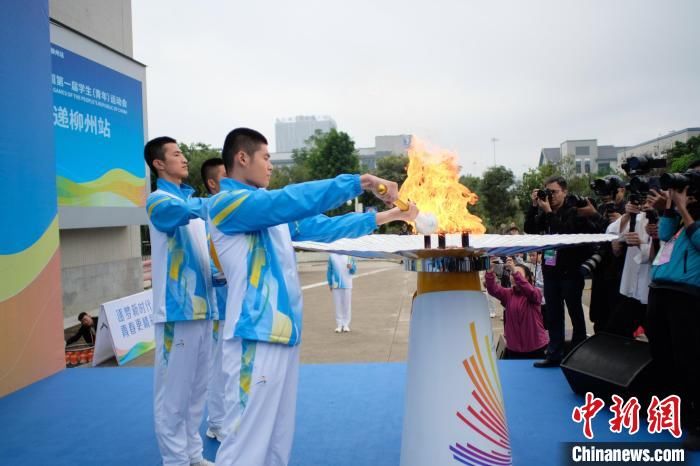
top-left (274, 115), bottom-right (337, 152)
top-left (50, 0), bottom-right (145, 327)
top-left (616, 128), bottom-right (700, 166)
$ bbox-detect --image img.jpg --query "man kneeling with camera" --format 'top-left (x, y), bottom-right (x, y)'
top-left (524, 175), bottom-right (600, 368)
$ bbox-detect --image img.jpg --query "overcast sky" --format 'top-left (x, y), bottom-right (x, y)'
top-left (132, 0), bottom-right (699, 176)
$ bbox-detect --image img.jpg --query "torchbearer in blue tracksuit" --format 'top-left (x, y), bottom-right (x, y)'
top-left (208, 128), bottom-right (418, 466)
top-left (144, 137), bottom-right (216, 466)
top-left (327, 253), bottom-right (357, 333)
top-left (200, 157), bottom-right (229, 443)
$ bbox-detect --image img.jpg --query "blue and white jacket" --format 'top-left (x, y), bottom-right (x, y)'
top-left (146, 179), bottom-right (217, 323)
top-left (651, 212), bottom-right (700, 294)
top-left (327, 253), bottom-right (357, 289)
top-left (208, 175), bottom-right (376, 346)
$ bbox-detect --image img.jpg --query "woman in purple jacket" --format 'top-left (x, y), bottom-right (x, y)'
top-left (485, 257), bottom-right (549, 359)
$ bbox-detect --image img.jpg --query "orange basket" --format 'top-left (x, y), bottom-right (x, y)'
top-left (65, 344), bottom-right (94, 368)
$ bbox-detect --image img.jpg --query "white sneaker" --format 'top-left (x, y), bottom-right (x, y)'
top-left (335, 326), bottom-right (342, 333)
top-left (342, 325), bottom-right (351, 332)
top-left (190, 460), bottom-right (215, 466)
top-left (205, 427), bottom-right (224, 442)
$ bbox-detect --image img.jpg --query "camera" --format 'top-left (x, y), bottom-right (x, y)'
top-left (580, 253), bottom-right (603, 277)
top-left (602, 202), bottom-right (623, 216)
top-left (564, 194), bottom-right (591, 209)
top-left (621, 154), bottom-right (666, 176)
top-left (590, 175), bottom-right (624, 197)
top-left (627, 176), bottom-right (661, 204)
top-left (660, 170), bottom-right (700, 197)
top-left (645, 208), bottom-right (659, 225)
top-left (537, 188), bottom-right (552, 200)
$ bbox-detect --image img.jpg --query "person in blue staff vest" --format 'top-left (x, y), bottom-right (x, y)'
top-left (145, 137), bottom-right (216, 466)
top-left (208, 127), bottom-right (418, 466)
top-left (327, 253), bottom-right (357, 333)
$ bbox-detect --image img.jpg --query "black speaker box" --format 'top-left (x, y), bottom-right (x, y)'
top-left (560, 333), bottom-right (656, 400)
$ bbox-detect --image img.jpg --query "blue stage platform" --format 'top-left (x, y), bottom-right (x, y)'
top-left (0, 361), bottom-right (696, 465)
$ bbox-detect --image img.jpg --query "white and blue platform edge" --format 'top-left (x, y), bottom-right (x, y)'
top-left (0, 361), bottom-right (697, 465)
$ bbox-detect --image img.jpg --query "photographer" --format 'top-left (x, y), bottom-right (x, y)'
top-left (587, 175), bottom-right (627, 333)
top-left (524, 175), bottom-right (600, 368)
top-left (603, 197), bottom-right (655, 337)
top-left (646, 161), bottom-right (700, 451)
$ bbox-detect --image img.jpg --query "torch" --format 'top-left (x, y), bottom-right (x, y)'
top-left (377, 183), bottom-right (439, 234)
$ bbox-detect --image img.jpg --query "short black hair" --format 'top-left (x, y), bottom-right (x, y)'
top-left (221, 128), bottom-right (268, 172)
top-left (544, 175), bottom-right (567, 190)
top-left (689, 159), bottom-right (700, 170)
top-left (144, 136), bottom-right (177, 173)
top-left (77, 312), bottom-right (88, 322)
top-left (201, 158), bottom-right (225, 194)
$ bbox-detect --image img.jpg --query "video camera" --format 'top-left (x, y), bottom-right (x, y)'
top-left (660, 170), bottom-right (700, 197)
top-left (590, 175), bottom-right (624, 197)
top-left (621, 154), bottom-right (666, 204)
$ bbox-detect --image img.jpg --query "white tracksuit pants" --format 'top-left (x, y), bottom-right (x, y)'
top-left (215, 338), bottom-right (300, 466)
top-left (154, 320), bottom-right (212, 466)
top-left (207, 320), bottom-right (227, 433)
top-left (332, 288), bottom-right (352, 327)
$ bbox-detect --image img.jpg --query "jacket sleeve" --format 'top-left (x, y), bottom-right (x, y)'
top-left (484, 271), bottom-right (509, 306)
top-left (65, 329), bottom-right (82, 345)
top-left (348, 257), bottom-right (357, 275)
top-left (512, 271), bottom-right (542, 304)
top-left (289, 212), bottom-right (376, 243)
top-left (209, 175), bottom-right (362, 235)
top-left (658, 214), bottom-right (680, 242)
top-left (326, 257), bottom-right (333, 286)
top-left (686, 221), bottom-right (700, 251)
top-left (147, 194), bottom-right (206, 234)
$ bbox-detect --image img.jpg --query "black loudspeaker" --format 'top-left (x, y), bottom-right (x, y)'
top-left (561, 333), bottom-right (656, 399)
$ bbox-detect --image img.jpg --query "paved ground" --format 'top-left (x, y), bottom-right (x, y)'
top-left (69, 255), bottom-right (593, 368)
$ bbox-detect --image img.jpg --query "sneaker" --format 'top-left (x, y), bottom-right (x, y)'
top-left (205, 427), bottom-right (224, 442)
top-left (335, 326), bottom-right (342, 333)
top-left (342, 325), bottom-right (351, 332)
top-left (191, 460), bottom-right (215, 466)
top-left (533, 358), bottom-right (560, 368)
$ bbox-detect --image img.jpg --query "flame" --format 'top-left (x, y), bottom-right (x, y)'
top-left (399, 138), bottom-right (485, 234)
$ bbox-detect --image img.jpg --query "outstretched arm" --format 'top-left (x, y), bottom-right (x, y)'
top-left (147, 194), bottom-right (206, 234)
top-left (210, 174), bottom-right (400, 235)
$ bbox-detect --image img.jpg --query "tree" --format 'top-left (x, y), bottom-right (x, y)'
top-left (458, 174), bottom-right (486, 221)
top-left (479, 166), bottom-right (518, 232)
top-left (178, 142), bottom-right (221, 196)
top-left (306, 129), bottom-right (360, 180)
top-left (665, 135), bottom-right (700, 172)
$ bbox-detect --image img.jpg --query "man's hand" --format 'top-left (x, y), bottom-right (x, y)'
top-left (647, 189), bottom-right (668, 212)
top-left (537, 197), bottom-right (552, 213)
top-left (375, 202), bottom-right (419, 226)
top-left (646, 222), bottom-right (659, 240)
top-left (625, 202), bottom-right (641, 215)
top-left (670, 186), bottom-right (689, 213)
top-left (531, 189), bottom-right (539, 207)
top-left (577, 199), bottom-right (597, 217)
top-left (361, 175), bottom-right (398, 205)
top-left (624, 232), bottom-right (641, 246)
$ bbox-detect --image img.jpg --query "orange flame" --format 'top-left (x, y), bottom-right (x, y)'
top-left (399, 138), bottom-right (485, 234)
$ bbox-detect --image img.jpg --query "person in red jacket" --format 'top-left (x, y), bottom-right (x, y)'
top-left (484, 257), bottom-right (549, 359)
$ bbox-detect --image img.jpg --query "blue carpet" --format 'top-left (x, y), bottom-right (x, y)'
top-left (0, 362), bottom-right (697, 465)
